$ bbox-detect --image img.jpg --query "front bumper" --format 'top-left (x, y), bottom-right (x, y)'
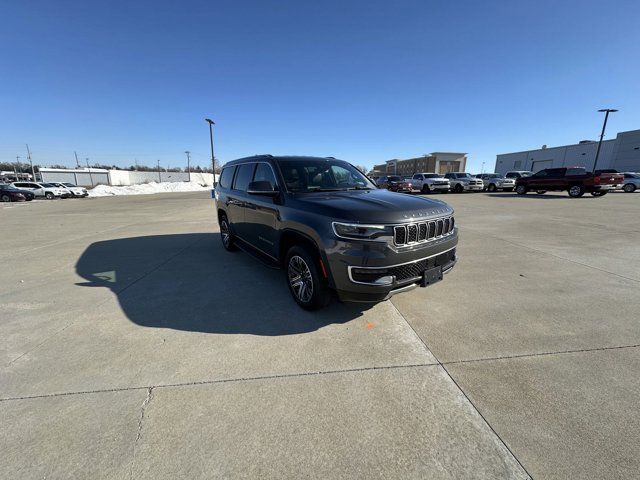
top-left (327, 231), bottom-right (458, 303)
top-left (463, 184), bottom-right (484, 191)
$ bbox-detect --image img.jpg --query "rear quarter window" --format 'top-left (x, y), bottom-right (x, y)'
top-left (219, 166), bottom-right (236, 189)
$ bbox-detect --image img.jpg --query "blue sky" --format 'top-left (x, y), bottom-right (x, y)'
top-left (1, 0), bottom-right (638, 172)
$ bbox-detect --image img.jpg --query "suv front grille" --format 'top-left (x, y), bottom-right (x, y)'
top-left (393, 216), bottom-right (455, 246)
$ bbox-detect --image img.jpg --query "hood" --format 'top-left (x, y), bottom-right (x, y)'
top-left (291, 188), bottom-right (453, 224)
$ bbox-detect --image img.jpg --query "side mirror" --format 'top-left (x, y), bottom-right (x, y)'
top-left (247, 180), bottom-right (278, 196)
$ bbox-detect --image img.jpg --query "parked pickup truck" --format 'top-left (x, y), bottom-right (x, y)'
top-left (515, 167), bottom-right (623, 197)
top-left (410, 173), bottom-right (450, 193)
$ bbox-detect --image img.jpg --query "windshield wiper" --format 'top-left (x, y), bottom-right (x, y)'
top-left (346, 186), bottom-right (373, 190)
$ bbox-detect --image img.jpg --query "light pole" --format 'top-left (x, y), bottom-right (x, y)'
top-left (184, 150), bottom-right (191, 182)
top-left (592, 108), bottom-right (618, 173)
top-left (26, 144), bottom-right (35, 180)
top-left (205, 118), bottom-right (216, 186)
top-left (15, 155), bottom-right (21, 181)
top-left (85, 158), bottom-right (94, 187)
top-left (157, 160), bottom-right (161, 182)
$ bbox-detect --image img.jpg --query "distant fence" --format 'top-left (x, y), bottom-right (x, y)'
top-left (39, 168), bottom-right (216, 187)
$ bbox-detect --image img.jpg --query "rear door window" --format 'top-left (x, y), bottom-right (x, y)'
top-left (219, 166), bottom-right (236, 189)
top-left (233, 163), bottom-right (255, 191)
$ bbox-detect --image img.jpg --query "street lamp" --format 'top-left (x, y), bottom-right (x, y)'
top-left (184, 150), bottom-right (191, 182)
top-left (592, 108), bottom-right (618, 173)
top-left (205, 118), bottom-right (216, 186)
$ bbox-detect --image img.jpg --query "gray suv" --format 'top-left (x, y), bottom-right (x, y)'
top-left (214, 155), bottom-right (458, 309)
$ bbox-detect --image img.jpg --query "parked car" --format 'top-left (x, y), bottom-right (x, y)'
top-left (0, 184), bottom-right (28, 202)
top-left (476, 173), bottom-right (516, 192)
top-left (376, 175), bottom-right (413, 193)
top-left (444, 172), bottom-right (484, 193)
top-left (1, 183), bottom-right (35, 201)
top-left (410, 173), bottom-right (450, 193)
top-left (214, 155), bottom-right (458, 309)
top-left (621, 172), bottom-right (640, 193)
top-left (50, 182), bottom-right (89, 197)
top-left (11, 181), bottom-right (70, 199)
top-left (505, 170), bottom-right (533, 179)
top-left (515, 167), bottom-right (623, 197)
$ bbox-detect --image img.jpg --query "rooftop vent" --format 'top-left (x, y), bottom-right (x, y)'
top-left (578, 140), bottom-right (594, 144)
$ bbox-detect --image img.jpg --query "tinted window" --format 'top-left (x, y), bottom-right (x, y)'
top-left (444, 173), bottom-right (454, 179)
top-left (533, 170), bottom-right (548, 177)
top-left (566, 167), bottom-right (586, 176)
top-left (505, 172), bottom-right (517, 178)
top-left (277, 158), bottom-right (374, 192)
top-left (388, 176), bottom-right (402, 182)
top-left (233, 163), bottom-right (255, 191)
top-left (253, 163), bottom-right (277, 186)
top-left (412, 174), bottom-right (421, 180)
top-left (424, 174), bottom-right (441, 178)
top-left (547, 168), bottom-right (567, 178)
top-left (219, 166), bottom-right (236, 189)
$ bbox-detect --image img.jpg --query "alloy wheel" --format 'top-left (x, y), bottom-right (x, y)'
top-left (221, 220), bottom-right (231, 247)
top-left (1, 194), bottom-right (10, 202)
top-left (288, 255), bottom-right (314, 303)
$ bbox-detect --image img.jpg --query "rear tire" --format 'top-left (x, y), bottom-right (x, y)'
top-left (516, 184), bottom-right (527, 195)
top-left (623, 183), bottom-right (636, 193)
top-left (568, 185), bottom-right (585, 198)
top-left (285, 245), bottom-right (330, 310)
top-left (454, 184), bottom-right (463, 193)
top-left (219, 215), bottom-right (238, 251)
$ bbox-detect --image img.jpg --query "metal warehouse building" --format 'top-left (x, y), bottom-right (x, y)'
top-left (495, 129), bottom-right (640, 175)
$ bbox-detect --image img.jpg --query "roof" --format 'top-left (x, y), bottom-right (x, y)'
top-left (224, 155), bottom-right (344, 166)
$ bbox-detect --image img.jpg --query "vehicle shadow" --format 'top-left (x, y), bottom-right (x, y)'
top-left (75, 233), bottom-right (372, 335)
top-left (482, 193), bottom-right (600, 199)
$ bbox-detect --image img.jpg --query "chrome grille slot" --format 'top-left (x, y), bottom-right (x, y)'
top-left (407, 224), bottom-right (418, 243)
top-left (436, 219), bottom-right (444, 237)
top-left (443, 218), bottom-right (450, 233)
top-left (394, 226), bottom-right (406, 245)
top-left (418, 223), bottom-right (427, 241)
top-left (428, 221), bottom-right (436, 239)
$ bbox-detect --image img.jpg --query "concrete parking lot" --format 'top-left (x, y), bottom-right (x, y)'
top-left (1, 191), bottom-right (639, 479)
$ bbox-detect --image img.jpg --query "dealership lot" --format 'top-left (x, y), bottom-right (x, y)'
top-left (1, 191), bottom-right (639, 479)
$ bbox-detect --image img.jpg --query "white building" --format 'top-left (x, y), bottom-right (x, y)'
top-left (494, 129), bottom-right (640, 175)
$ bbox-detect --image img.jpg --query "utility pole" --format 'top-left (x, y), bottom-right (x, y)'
top-left (205, 118), bottom-right (216, 186)
top-left (157, 159), bottom-right (161, 182)
top-left (593, 108), bottom-right (618, 173)
top-left (85, 158), bottom-right (94, 187)
top-left (15, 155), bottom-right (21, 181)
top-left (26, 144), bottom-right (35, 180)
top-left (74, 151), bottom-right (81, 168)
top-left (184, 151), bottom-right (191, 182)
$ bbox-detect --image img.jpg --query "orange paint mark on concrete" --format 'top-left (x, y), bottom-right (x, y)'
top-left (366, 322), bottom-right (375, 330)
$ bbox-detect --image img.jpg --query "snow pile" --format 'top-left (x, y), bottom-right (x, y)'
top-left (88, 181), bottom-right (211, 197)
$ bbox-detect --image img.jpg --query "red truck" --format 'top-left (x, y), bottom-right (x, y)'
top-left (515, 167), bottom-right (623, 197)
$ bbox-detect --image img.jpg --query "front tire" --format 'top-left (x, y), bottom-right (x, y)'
top-left (516, 184), bottom-right (527, 195)
top-left (1, 194), bottom-right (11, 202)
top-left (623, 183), bottom-right (636, 193)
top-left (454, 184), bottom-right (463, 193)
top-left (421, 184), bottom-right (430, 194)
top-left (285, 245), bottom-right (330, 310)
top-left (45, 192), bottom-right (55, 200)
top-left (568, 185), bottom-right (585, 198)
top-left (487, 183), bottom-right (497, 192)
top-left (219, 215), bottom-right (238, 251)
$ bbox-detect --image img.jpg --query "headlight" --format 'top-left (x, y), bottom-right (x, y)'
top-left (332, 222), bottom-right (391, 241)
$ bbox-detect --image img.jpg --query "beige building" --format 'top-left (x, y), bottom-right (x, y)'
top-left (373, 152), bottom-right (467, 176)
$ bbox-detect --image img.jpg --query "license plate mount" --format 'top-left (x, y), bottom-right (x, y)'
top-left (421, 266), bottom-right (443, 287)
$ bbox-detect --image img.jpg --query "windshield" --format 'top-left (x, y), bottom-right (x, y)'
top-left (457, 173), bottom-right (473, 178)
top-left (388, 176), bottom-right (403, 182)
top-left (424, 174), bottom-right (441, 178)
top-left (40, 183), bottom-right (54, 187)
top-left (63, 183), bottom-right (76, 187)
top-left (277, 158), bottom-right (376, 193)
top-left (521, 172), bottom-right (532, 177)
